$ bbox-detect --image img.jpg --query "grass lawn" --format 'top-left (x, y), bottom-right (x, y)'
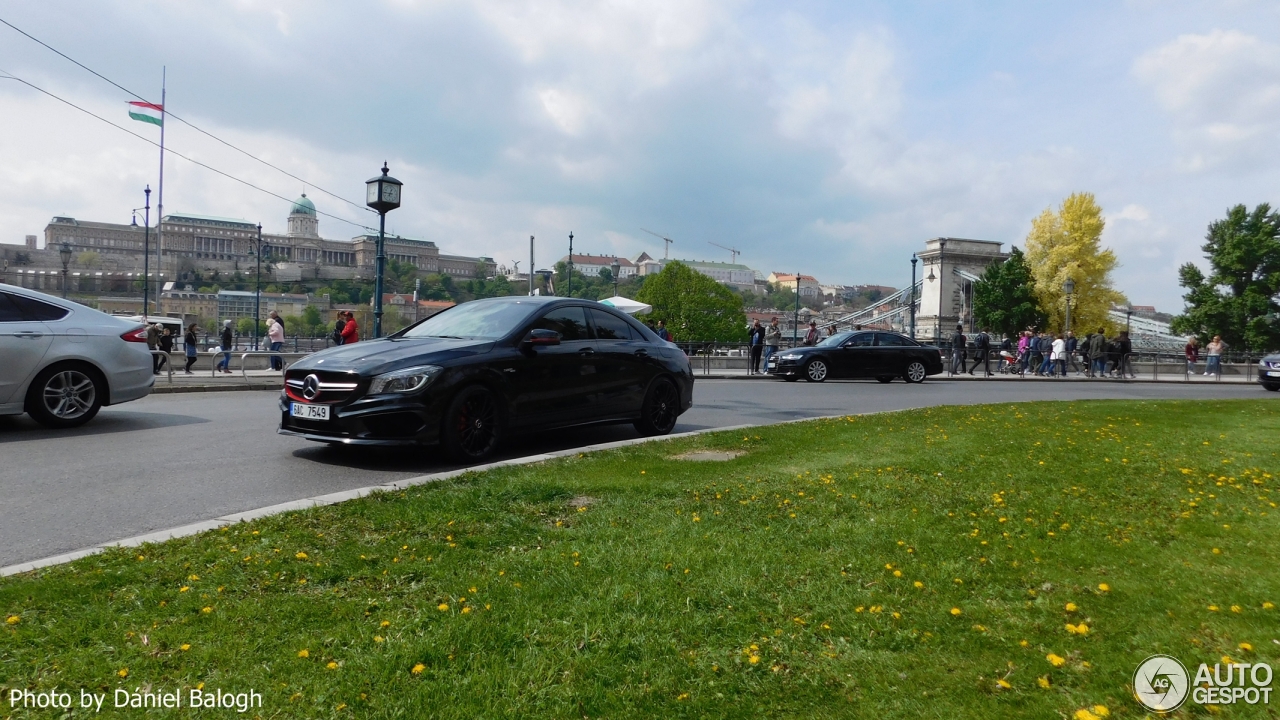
top-left (3, 399), bottom-right (1280, 718)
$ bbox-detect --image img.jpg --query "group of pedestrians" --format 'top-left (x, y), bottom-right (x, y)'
top-left (946, 324), bottom-right (1142, 379)
top-left (746, 317), bottom-right (784, 375)
top-left (1185, 335), bottom-right (1227, 376)
top-left (331, 311), bottom-right (359, 346)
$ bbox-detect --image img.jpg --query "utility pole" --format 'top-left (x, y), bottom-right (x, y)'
top-left (792, 273), bottom-right (800, 346)
top-left (529, 235), bottom-right (534, 296)
top-left (909, 254), bottom-right (917, 340)
top-left (567, 231), bottom-right (574, 297)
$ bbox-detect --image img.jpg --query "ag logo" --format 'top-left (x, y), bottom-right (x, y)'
top-left (1134, 654), bottom-right (1190, 711)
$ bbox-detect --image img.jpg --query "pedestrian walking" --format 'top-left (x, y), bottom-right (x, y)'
top-left (764, 316), bottom-right (782, 367)
top-left (803, 320), bottom-right (820, 346)
top-left (1185, 337), bottom-right (1200, 375)
top-left (340, 311), bottom-right (360, 345)
top-left (655, 319), bottom-right (671, 342)
top-left (967, 327), bottom-right (991, 375)
top-left (156, 326), bottom-right (173, 374)
top-left (217, 320), bottom-right (234, 374)
top-left (997, 335), bottom-right (1014, 373)
top-left (1079, 331), bottom-right (1093, 376)
top-left (1088, 328), bottom-right (1107, 377)
top-left (1051, 333), bottom-right (1067, 377)
top-left (1117, 331), bottom-right (1135, 378)
top-left (1016, 331), bottom-right (1032, 375)
top-left (747, 318), bottom-right (765, 375)
top-left (183, 323), bottom-right (199, 374)
top-left (1205, 335), bottom-right (1226, 376)
top-left (332, 312), bottom-right (347, 345)
top-left (145, 322), bottom-right (163, 374)
top-left (268, 311), bottom-right (285, 371)
top-left (950, 323), bottom-right (967, 375)
top-left (1065, 331), bottom-right (1083, 375)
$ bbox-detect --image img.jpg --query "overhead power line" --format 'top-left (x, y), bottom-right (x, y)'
top-left (0, 15), bottom-right (375, 216)
top-left (0, 70), bottom-right (378, 233)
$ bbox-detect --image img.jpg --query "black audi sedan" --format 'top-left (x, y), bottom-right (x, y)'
top-left (765, 330), bottom-right (944, 383)
top-left (278, 296), bottom-right (694, 460)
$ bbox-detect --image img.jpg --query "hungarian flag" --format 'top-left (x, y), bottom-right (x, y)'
top-left (127, 101), bottom-right (163, 126)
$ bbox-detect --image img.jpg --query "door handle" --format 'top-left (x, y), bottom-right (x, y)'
top-left (13, 331), bottom-right (43, 339)
top-left (633, 349), bottom-right (648, 357)
top-left (579, 348), bottom-right (595, 356)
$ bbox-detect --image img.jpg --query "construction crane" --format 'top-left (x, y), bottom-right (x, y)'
top-left (640, 228), bottom-right (674, 259)
top-left (708, 241), bottom-right (741, 264)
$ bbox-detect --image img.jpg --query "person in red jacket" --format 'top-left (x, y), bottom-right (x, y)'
top-left (339, 311), bottom-right (359, 344)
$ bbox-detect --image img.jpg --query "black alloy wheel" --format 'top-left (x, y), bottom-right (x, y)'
top-left (876, 376), bottom-right (894, 383)
top-left (904, 361), bottom-right (927, 384)
top-left (635, 377), bottom-right (680, 436)
top-left (443, 385), bottom-right (502, 461)
top-left (804, 359), bottom-right (828, 383)
top-left (26, 363), bottom-right (103, 428)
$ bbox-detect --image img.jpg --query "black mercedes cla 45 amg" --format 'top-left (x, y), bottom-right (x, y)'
top-left (278, 296), bottom-right (694, 461)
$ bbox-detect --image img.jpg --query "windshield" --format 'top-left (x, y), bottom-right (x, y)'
top-left (399, 300), bottom-right (540, 340)
top-left (817, 332), bottom-right (853, 347)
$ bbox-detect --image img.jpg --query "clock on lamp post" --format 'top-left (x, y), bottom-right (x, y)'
top-left (365, 163), bottom-right (403, 338)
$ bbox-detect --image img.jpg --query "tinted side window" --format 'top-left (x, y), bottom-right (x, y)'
top-left (844, 333), bottom-right (875, 347)
top-left (0, 293), bottom-right (25, 322)
top-left (531, 306), bottom-right (593, 341)
top-left (590, 309), bottom-right (633, 340)
top-left (876, 333), bottom-right (908, 347)
top-left (11, 295), bottom-right (70, 321)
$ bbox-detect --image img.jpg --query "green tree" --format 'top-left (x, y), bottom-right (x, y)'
top-left (1171, 204), bottom-right (1280, 350)
top-left (635, 261), bottom-right (746, 342)
top-left (1024, 192), bottom-right (1126, 333)
top-left (973, 247), bottom-right (1047, 337)
top-left (301, 305), bottom-right (323, 335)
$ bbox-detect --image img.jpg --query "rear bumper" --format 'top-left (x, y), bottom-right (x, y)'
top-left (107, 365), bottom-right (155, 405)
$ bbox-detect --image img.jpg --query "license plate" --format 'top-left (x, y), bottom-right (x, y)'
top-left (291, 402), bottom-right (330, 421)
top-left (1268, 371), bottom-right (1280, 377)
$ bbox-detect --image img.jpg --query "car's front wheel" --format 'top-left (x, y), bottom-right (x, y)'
top-left (904, 361), bottom-right (927, 384)
top-left (442, 385), bottom-right (502, 462)
top-left (26, 363), bottom-right (104, 428)
top-left (804, 359), bottom-right (828, 383)
top-left (1263, 382), bottom-right (1280, 392)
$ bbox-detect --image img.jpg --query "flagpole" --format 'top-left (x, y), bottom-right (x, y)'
top-left (155, 66), bottom-right (166, 315)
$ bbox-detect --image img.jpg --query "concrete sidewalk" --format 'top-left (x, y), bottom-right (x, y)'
top-left (150, 368), bottom-right (284, 393)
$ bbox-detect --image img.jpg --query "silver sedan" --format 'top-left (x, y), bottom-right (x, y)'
top-left (0, 285), bottom-right (154, 428)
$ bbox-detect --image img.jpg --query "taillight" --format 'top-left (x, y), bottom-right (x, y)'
top-left (121, 326), bottom-right (148, 343)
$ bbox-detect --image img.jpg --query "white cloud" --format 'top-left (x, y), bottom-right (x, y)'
top-left (1134, 29), bottom-right (1280, 171)
top-left (1111, 204), bottom-right (1150, 222)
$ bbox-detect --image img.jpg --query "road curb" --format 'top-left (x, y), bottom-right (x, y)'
top-left (0, 419), bottom-right (783, 577)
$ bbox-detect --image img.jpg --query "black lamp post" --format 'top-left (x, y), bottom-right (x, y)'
top-left (1063, 278), bottom-right (1075, 335)
top-left (937, 239), bottom-right (946, 343)
top-left (566, 232), bottom-right (574, 297)
top-left (611, 257), bottom-right (620, 296)
top-left (1126, 305), bottom-right (1133, 333)
top-left (909, 254), bottom-right (918, 340)
top-left (252, 223), bottom-right (263, 351)
top-left (792, 273), bottom-right (801, 346)
top-left (59, 241), bottom-right (72, 298)
top-left (365, 163), bottom-right (403, 338)
top-left (131, 186), bottom-right (151, 317)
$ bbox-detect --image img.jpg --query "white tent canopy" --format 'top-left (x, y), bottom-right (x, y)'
top-left (599, 296), bottom-right (651, 315)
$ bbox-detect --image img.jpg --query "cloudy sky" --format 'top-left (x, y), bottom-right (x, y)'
top-left (2, 0), bottom-right (1278, 310)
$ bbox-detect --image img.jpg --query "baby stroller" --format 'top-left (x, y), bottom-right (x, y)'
top-left (997, 349), bottom-right (1021, 375)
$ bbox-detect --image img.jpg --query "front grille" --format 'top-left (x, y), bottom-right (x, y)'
top-left (284, 369), bottom-right (361, 404)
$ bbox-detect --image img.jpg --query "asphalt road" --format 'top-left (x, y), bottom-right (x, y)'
top-left (0, 378), bottom-right (1268, 567)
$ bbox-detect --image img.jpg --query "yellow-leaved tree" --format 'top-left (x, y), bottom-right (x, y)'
top-left (1023, 192), bottom-right (1126, 334)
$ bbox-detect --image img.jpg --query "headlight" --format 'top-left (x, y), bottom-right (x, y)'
top-left (779, 354), bottom-right (802, 361)
top-left (367, 365), bottom-right (443, 394)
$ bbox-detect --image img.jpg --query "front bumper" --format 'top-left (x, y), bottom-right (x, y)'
top-left (765, 355), bottom-right (801, 377)
top-left (277, 391), bottom-right (446, 446)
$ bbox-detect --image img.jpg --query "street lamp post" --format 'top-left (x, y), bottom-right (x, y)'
top-left (253, 223), bottom-right (263, 351)
top-left (1063, 278), bottom-right (1075, 335)
top-left (611, 258), bottom-right (620, 296)
top-left (566, 232), bottom-right (574, 297)
top-left (365, 163), bottom-right (403, 338)
top-left (792, 273), bottom-right (801, 346)
top-left (937, 239), bottom-right (946, 344)
top-left (909, 254), bottom-right (918, 340)
top-left (132, 186), bottom-right (152, 318)
top-left (1126, 305), bottom-right (1133, 334)
top-left (59, 242), bottom-right (72, 298)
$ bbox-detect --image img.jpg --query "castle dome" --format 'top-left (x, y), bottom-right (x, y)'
top-left (290, 194), bottom-right (316, 217)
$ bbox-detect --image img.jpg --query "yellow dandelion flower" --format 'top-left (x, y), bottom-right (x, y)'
top-left (677, 692), bottom-right (689, 700)
top-left (1097, 583), bottom-right (1110, 592)
top-left (748, 655), bottom-right (760, 664)
top-left (1208, 605), bottom-right (1220, 612)
top-left (180, 644), bottom-right (191, 651)
top-left (892, 570), bottom-right (902, 578)
top-left (296, 552), bottom-right (308, 560)
top-left (996, 679), bottom-right (1011, 689)
top-left (1019, 639), bottom-right (1029, 647)
top-left (327, 661), bottom-right (338, 670)
top-left (1231, 605), bottom-right (1242, 613)
top-left (1075, 623), bottom-right (1089, 635)
top-left (1092, 706), bottom-right (1110, 717)
top-left (462, 607), bottom-right (472, 614)
top-left (179, 586), bottom-right (190, 593)
top-left (117, 668), bottom-right (129, 678)
top-left (1239, 642), bottom-right (1253, 652)
top-left (411, 663), bottom-right (425, 675)
top-left (1047, 653), bottom-right (1066, 667)
top-left (201, 606), bottom-right (213, 614)
top-left (380, 620), bottom-right (390, 627)
top-left (913, 581), bottom-right (924, 589)
top-left (1037, 676), bottom-right (1051, 688)
top-left (298, 649), bottom-right (309, 658)
top-left (1264, 602), bottom-right (1275, 610)
top-left (1212, 548), bottom-right (1221, 555)
top-left (5, 615), bottom-right (19, 625)
top-left (950, 607), bottom-right (962, 616)
top-left (437, 603), bottom-right (449, 612)
top-left (954, 578), bottom-right (963, 584)
top-left (1065, 602), bottom-right (1078, 612)
top-left (1066, 623), bottom-right (1078, 634)
top-left (892, 612), bottom-right (902, 619)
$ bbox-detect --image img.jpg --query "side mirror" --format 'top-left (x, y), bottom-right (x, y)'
top-left (524, 328), bottom-right (561, 347)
